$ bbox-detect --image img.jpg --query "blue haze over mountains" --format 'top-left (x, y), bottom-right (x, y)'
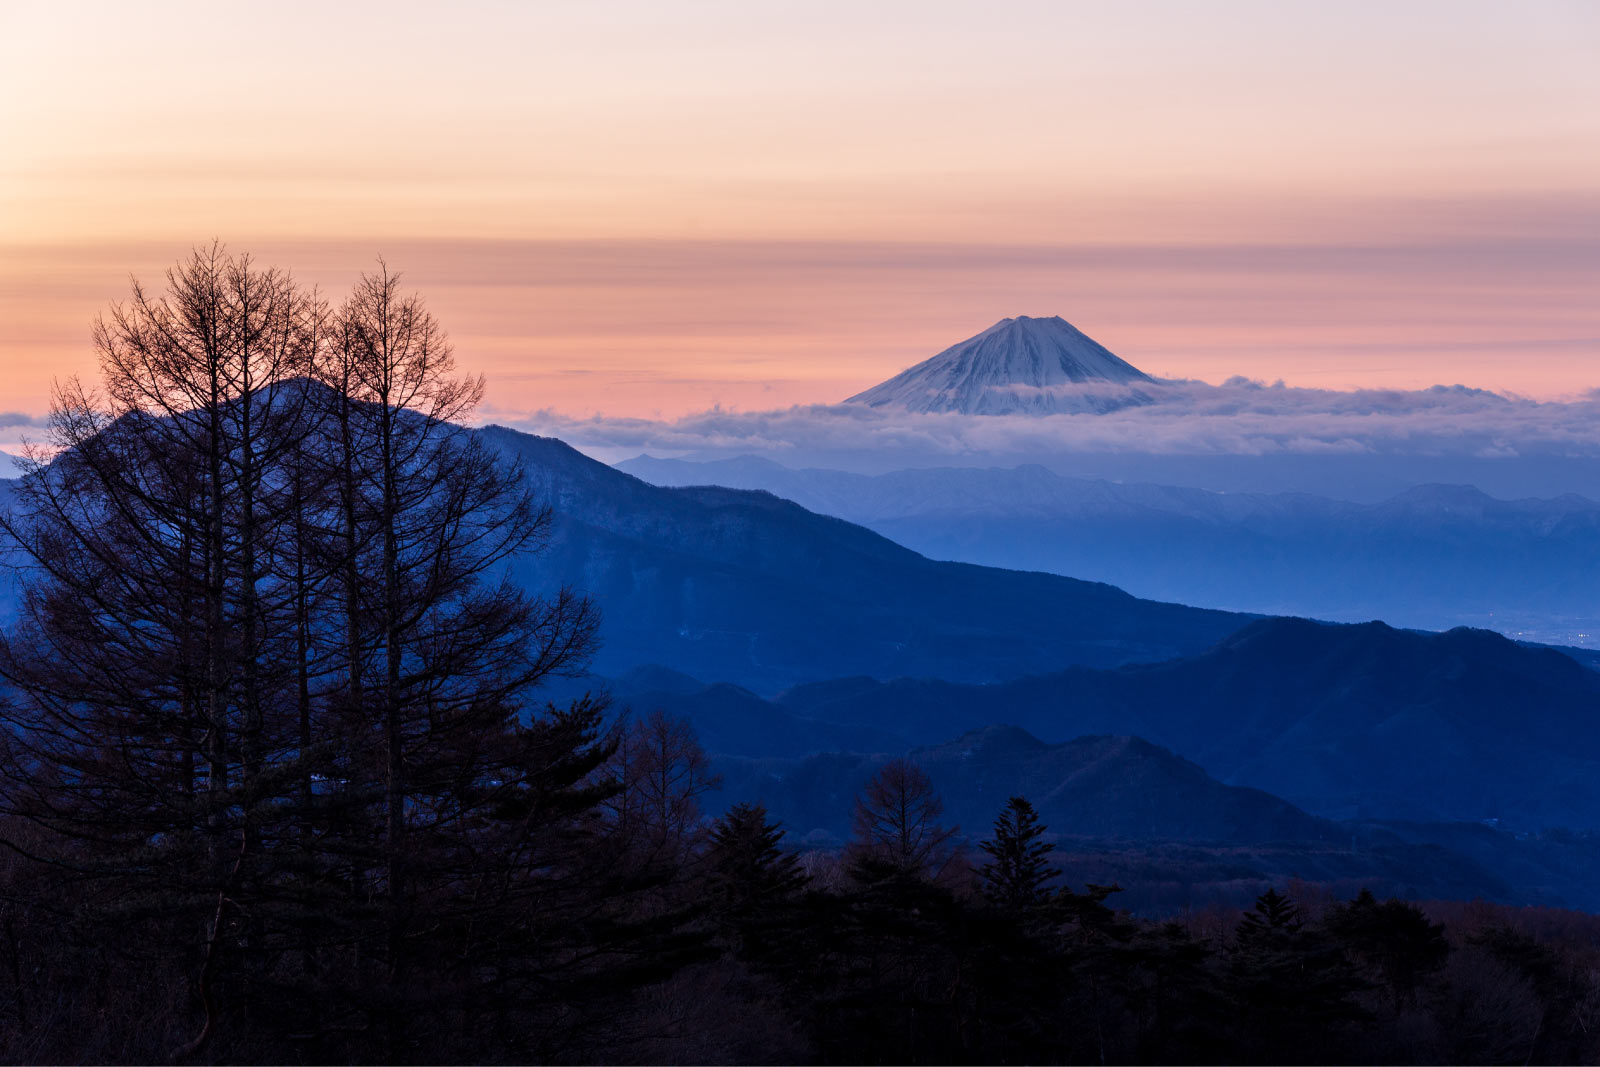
top-left (446, 426), bottom-right (1600, 834)
top-left (615, 454), bottom-right (1600, 647)
top-left (480, 427), bottom-right (1247, 691)
top-left (615, 314), bottom-right (1600, 647)
top-left (8, 322), bottom-right (1600, 912)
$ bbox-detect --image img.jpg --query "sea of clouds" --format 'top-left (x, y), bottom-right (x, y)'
top-left (507, 378), bottom-right (1600, 467)
top-left (10, 380), bottom-right (1600, 498)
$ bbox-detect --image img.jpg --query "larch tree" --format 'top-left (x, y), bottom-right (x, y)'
top-left (0, 249), bottom-right (621, 1061)
top-left (318, 263), bottom-right (603, 1056)
top-left (847, 757), bottom-right (957, 882)
top-left (0, 245), bottom-right (328, 1053)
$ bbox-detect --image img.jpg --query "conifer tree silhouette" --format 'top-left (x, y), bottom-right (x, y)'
top-left (980, 795), bottom-right (1058, 913)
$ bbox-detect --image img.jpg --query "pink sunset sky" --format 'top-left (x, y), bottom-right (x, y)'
top-left (2, 1), bottom-right (1597, 422)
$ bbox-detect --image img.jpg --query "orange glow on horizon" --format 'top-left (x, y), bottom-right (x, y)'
top-left (2, 2), bottom-right (1596, 419)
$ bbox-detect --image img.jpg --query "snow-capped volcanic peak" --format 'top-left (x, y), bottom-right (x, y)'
top-left (846, 315), bottom-right (1156, 415)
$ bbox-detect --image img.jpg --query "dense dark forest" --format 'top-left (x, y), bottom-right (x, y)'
top-left (2, 249), bottom-right (1599, 1065)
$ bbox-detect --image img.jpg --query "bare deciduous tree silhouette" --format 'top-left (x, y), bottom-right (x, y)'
top-left (0, 248), bottom-right (621, 1062)
top-left (848, 757), bottom-right (957, 881)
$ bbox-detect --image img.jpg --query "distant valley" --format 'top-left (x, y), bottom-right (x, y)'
top-left (618, 453), bottom-right (1600, 646)
top-left (600, 616), bottom-right (1600, 830)
top-left (583, 618), bottom-right (1600, 912)
top-left (707, 725), bottom-right (1600, 914)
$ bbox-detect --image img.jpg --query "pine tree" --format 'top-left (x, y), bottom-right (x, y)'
top-left (979, 795), bottom-right (1058, 914)
top-left (707, 802), bottom-right (807, 922)
top-left (1236, 887), bottom-right (1304, 943)
top-left (1229, 888), bottom-right (1367, 1061)
top-left (1323, 889), bottom-right (1449, 1011)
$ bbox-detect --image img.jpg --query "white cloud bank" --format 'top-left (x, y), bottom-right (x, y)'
top-left (504, 378), bottom-right (1600, 467)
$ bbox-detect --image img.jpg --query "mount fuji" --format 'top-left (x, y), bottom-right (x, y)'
top-left (845, 314), bottom-right (1159, 415)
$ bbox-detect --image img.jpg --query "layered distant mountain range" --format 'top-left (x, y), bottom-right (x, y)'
top-left (482, 426), bottom-right (1247, 692)
top-left (583, 617), bottom-right (1600, 911)
top-left (616, 453), bottom-right (1600, 643)
top-left (583, 616), bottom-right (1600, 830)
top-left (9, 390), bottom-right (1600, 911)
top-left (614, 316), bottom-right (1600, 642)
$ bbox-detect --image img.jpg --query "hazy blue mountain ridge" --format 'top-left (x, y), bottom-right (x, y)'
top-left (590, 617), bottom-right (1600, 831)
top-left (11, 422), bottom-right (1600, 911)
top-left (759, 617), bottom-right (1600, 830)
top-left (703, 721), bottom-right (1600, 912)
top-left (715, 725), bottom-right (1334, 845)
top-left (616, 454), bottom-right (1600, 642)
top-left (479, 425), bottom-right (1250, 692)
top-left (0, 426), bottom-right (1253, 694)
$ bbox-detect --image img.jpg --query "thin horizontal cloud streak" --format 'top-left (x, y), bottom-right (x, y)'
top-left (3, 190), bottom-right (1596, 416)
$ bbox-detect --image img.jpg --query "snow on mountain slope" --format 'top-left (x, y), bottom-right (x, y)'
top-left (845, 315), bottom-right (1158, 414)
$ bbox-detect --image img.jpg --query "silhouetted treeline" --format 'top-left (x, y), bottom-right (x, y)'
top-left (6, 748), bottom-right (1600, 1064)
top-left (677, 783), bottom-right (1600, 1066)
top-left (2, 250), bottom-right (1599, 1064)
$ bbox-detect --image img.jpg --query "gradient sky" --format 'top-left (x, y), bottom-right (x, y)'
top-left (2, 0), bottom-right (1597, 423)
